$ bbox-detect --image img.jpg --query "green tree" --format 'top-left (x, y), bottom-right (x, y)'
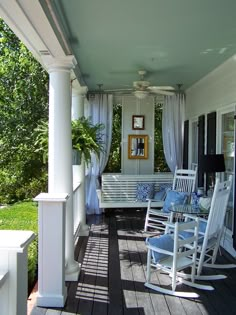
top-left (154, 101), bottom-right (169, 172)
top-left (0, 18), bottom-right (49, 203)
top-left (104, 102), bottom-right (122, 172)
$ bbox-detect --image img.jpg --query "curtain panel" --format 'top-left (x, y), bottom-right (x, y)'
top-left (162, 94), bottom-right (185, 173)
top-left (84, 94), bottom-right (113, 214)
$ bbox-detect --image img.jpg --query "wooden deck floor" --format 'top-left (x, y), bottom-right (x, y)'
top-left (30, 209), bottom-right (236, 315)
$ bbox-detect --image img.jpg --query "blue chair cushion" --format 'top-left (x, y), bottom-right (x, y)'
top-left (136, 183), bottom-right (154, 201)
top-left (159, 183), bottom-right (172, 192)
top-left (146, 234), bottom-right (174, 263)
top-left (191, 192), bottom-right (200, 209)
top-left (162, 190), bottom-right (189, 213)
top-left (178, 221), bottom-right (207, 244)
top-left (153, 190), bottom-right (166, 201)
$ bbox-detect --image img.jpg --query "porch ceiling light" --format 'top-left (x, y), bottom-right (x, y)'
top-left (133, 90), bottom-right (149, 99)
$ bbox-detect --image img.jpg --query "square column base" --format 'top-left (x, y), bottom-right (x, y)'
top-left (37, 291), bottom-right (67, 308)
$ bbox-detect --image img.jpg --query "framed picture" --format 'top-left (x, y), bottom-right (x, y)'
top-left (128, 134), bottom-right (148, 159)
top-left (132, 115), bottom-right (145, 130)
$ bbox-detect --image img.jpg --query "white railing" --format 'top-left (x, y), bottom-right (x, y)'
top-left (0, 230), bottom-right (35, 315)
top-left (73, 180), bottom-right (81, 243)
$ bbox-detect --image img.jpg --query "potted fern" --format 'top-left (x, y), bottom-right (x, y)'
top-left (35, 117), bottom-right (104, 166)
top-left (71, 116), bottom-right (104, 166)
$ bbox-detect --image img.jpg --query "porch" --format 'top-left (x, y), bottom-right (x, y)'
top-left (30, 209), bottom-right (236, 315)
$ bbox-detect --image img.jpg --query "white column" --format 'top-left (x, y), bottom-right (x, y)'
top-left (72, 87), bottom-right (89, 236)
top-left (43, 55), bottom-right (80, 281)
top-left (34, 193), bottom-right (68, 307)
top-left (72, 87), bottom-right (87, 119)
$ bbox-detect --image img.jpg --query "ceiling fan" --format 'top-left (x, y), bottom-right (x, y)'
top-left (105, 70), bottom-right (175, 99)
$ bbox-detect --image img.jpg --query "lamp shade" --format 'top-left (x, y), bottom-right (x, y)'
top-left (199, 154), bottom-right (225, 173)
top-left (133, 90), bottom-right (149, 99)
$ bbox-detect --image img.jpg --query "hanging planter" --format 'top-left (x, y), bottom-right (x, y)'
top-left (71, 116), bottom-right (104, 166)
top-left (35, 117), bottom-right (104, 167)
top-left (72, 149), bottom-right (81, 165)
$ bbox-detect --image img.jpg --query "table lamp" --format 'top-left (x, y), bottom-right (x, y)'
top-left (199, 154), bottom-right (225, 195)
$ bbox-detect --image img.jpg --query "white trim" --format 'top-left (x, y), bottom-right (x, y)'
top-left (217, 103), bottom-right (236, 255)
top-left (0, 0), bottom-right (65, 62)
top-left (221, 228), bottom-right (236, 258)
top-left (188, 117), bottom-right (198, 169)
top-left (34, 193), bottom-right (69, 202)
top-left (42, 55), bottom-right (77, 72)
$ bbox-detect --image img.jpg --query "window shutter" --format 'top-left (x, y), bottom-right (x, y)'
top-left (183, 120), bottom-right (189, 169)
top-left (198, 115), bottom-right (205, 187)
top-left (206, 112), bottom-right (216, 190)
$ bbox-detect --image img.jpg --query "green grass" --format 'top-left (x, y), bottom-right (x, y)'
top-left (0, 201), bottom-right (38, 292)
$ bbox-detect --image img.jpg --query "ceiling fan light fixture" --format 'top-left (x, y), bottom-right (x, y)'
top-left (133, 90), bottom-right (149, 99)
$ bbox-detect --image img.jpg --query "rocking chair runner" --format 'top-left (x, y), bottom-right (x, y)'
top-left (180, 175), bottom-right (236, 279)
top-left (144, 168), bottom-right (197, 232)
top-left (145, 218), bottom-right (214, 297)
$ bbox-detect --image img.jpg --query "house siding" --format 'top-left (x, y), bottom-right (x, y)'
top-left (186, 55), bottom-right (236, 257)
top-left (186, 55), bottom-right (236, 118)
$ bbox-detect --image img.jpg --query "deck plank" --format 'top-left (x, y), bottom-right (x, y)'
top-left (77, 224), bottom-right (99, 315)
top-left (124, 217), bottom-right (159, 315)
top-left (30, 306), bottom-right (47, 315)
top-left (135, 229), bottom-right (171, 314)
top-left (108, 215), bottom-right (124, 315)
top-left (92, 222), bottom-right (109, 315)
top-left (29, 208), bottom-right (236, 315)
top-left (118, 216), bottom-right (139, 314)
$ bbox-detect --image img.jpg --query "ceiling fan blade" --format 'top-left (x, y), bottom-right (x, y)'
top-left (104, 88), bottom-right (133, 92)
top-left (148, 86), bottom-right (175, 91)
top-left (151, 89), bottom-right (175, 96)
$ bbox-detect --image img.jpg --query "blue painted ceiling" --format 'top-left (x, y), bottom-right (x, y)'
top-left (40, 0), bottom-right (236, 92)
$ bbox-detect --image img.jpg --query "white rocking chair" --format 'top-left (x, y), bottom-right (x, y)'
top-left (144, 168), bottom-right (197, 232)
top-left (177, 175), bottom-right (236, 281)
top-left (145, 218), bottom-right (213, 298)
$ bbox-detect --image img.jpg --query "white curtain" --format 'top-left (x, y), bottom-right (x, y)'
top-left (162, 93), bottom-right (185, 173)
top-left (84, 94), bottom-right (113, 214)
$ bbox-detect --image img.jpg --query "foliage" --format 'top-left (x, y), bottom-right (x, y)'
top-left (105, 100), bottom-right (169, 173)
top-left (34, 120), bottom-right (49, 164)
top-left (154, 101), bottom-right (170, 172)
top-left (0, 202), bottom-right (38, 292)
top-left (72, 116), bottom-right (104, 165)
top-left (104, 103), bottom-right (122, 172)
top-left (35, 116), bottom-right (105, 166)
top-left (0, 18), bottom-right (49, 203)
top-left (0, 166), bottom-right (47, 204)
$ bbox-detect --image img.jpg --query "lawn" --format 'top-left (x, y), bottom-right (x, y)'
top-left (0, 201), bottom-right (38, 292)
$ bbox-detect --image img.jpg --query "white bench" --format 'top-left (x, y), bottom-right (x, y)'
top-left (97, 173), bottom-right (173, 209)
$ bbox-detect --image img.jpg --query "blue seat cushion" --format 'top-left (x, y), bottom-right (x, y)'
top-left (160, 183), bottom-right (172, 192)
top-left (153, 190), bottom-right (166, 201)
top-left (162, 190), bottom-right (189, 213)
top-left (146, 234), bottom-right (174, 263)
top-left (178, 221), bottom-right (207, 244)
top-left (136, 183), bottom-right (154, 201)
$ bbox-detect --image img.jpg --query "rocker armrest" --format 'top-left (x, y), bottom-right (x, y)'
top-left (163, 221), bottom-right (175, 228)
top-left (183, 213), bottom-right (207, 223)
